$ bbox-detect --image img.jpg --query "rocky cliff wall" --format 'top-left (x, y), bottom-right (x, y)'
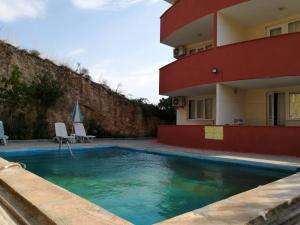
top-left (0, 41), bottom-right (159, 137)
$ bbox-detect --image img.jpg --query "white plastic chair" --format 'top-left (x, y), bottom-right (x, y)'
top-left (0, 121), bottom-right (8, 145)
top-left (55, 122), bottom-right (75, 145)
top-left (73, 123), bottom-right (96, 143)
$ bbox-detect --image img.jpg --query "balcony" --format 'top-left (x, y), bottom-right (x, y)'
top-left (158, 125), bottom-right (300, 157)
top-left (159, 32), bottom-right (300, 95)
top-left (160, 0), bottom-right (247, 43)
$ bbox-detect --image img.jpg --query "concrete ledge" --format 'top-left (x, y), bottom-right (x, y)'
top-left (155, 173), bottom-right (300, 225)
top-left (0, 180), bottom-right (56, 225)
top-left (0, 158), bottom-right (132, 225)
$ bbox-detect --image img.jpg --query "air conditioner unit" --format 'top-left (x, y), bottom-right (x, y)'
top-left (173, 46), bottom-right (186, 59)
top-left (172, 97), bottom-right (186, 108)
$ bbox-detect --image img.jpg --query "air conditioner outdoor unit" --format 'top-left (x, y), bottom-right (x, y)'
top-left (173, 46), bottom-right (186, 59)
top-left (172, 97), bottom-right (186, 108)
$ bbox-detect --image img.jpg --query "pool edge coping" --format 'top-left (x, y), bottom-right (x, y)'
top-left (154, 172), bottom-right (300, 225)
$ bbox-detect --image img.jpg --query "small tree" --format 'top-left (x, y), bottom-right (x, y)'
top-left (83, 74), bottom-right (92, 80)
top-left (115, 82), bottom-right (123, 94)
top-left (158, 97), bottom-right (176, 124)
top-left (79, 67), bottom-right (89, 76)
top-left (29, 49), bottom-right (41, 57)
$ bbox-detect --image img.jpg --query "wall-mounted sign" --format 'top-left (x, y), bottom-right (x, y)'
top-left (205, 126), bottom-right (224, 140)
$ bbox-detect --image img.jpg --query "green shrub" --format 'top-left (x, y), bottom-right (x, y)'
top-left (29, 49), bottom-right (41, 57)
top-left (130, 97), bottom-right (176, 124)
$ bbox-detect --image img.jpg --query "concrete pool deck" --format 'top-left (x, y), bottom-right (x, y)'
top-left (0, 138), bottom-right (299, 225)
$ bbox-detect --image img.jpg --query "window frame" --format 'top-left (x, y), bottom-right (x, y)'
top-left (204, 98), bottom-right (214, 120)
top-left (288, 91), bottom-right (300, 121)
top-left (188, 97), bottom-right (214, 120)
top-left (188, 100), bottom-right (196, 120)
top-left (268, 26), bottom-right (284, 37)
top-left (288, 19), bottom-right (300, 33)
top-left (266, 18), bottom-right (300, 37)
top-left (266, 24), bottom-right (286, 36)
top-left (196, 99), bottom-right (204, 119)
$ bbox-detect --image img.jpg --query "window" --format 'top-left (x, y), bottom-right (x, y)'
top-left (205, 98), bottom-right (213, 119)
top-left (205, 44), bottom-right (213, 50)
top-left (288, 20), bottom-right (300, 33)
top-left (289, 93), bottom-right (300, 120)
top-left (189, 49), bottom-right (197, 55)
top-left (267, 19), bottom-right (300, 37)
top-left (269, 27), bottom-right (282, 36)
top-left (268, 94), bottom-right (273, 120)
top-left (189, 100), bottom-right (196, 119)
top-left (196, 100), bottom-right (204, 119)
top-left (188, 98), bottom-right (213, 120)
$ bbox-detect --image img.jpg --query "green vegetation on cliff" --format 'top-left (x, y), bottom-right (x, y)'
top-left (0, 66), bottom-right (69, 139)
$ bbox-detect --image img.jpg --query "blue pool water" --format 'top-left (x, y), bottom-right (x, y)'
top-left (0, 147), bottom-right (294, 225)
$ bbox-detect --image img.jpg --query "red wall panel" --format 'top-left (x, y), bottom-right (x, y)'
top-left (160, 33), bottom-right (300, 94)
top-left (158, 125), bottom-right (300, 157)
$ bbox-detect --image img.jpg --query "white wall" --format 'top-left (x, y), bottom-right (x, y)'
top-left (217, 13), bottom-right (250, 46)
top-left (244, 85), bottom-right (300, 126)
top-left (244, 89), bottom-right (267, 126)
top-left (216, 84), bottom-right (245, 125)
top-left (217, 13), bottom-right (300, 46)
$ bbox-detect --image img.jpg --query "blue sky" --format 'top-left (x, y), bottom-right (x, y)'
top-left (0, 0), bottom-right (173, 103)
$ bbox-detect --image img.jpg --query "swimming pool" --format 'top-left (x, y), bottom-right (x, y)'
top-left (0, 147), bottom-right (295, 225)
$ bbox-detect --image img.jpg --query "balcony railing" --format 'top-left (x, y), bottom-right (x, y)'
top-left (158, 125), bottom-right (300, 157)
top-left (160, 32), bottom-right (300, 95)
top-left (161, 0), bottom-right (247, 42)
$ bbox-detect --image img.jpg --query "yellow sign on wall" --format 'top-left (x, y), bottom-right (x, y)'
top-left (205, 126), bottom-right (224, 140)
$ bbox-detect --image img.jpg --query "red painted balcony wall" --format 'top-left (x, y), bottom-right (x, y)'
top-left (160, 33), bottom-right (300, 94)
top-left (158, 125), bottom-right (300, 157)
top-left (161, 0), bottom-right (248, 42)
